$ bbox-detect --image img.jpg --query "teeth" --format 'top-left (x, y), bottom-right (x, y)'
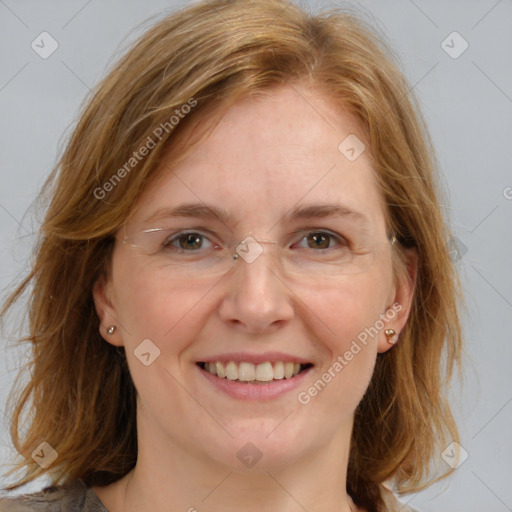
top-left (225, 361), bottom-right (238, 381)
top-left (273, 361), bottom-right (284, 380)
top-left (255, 362), bottom-right (274, 381)
top-left (239, 362), bottom-right (255, 381)
top-left (202, 360), bottom-right (307, 382)
top-left (216, 362), bottom-right (225, 378)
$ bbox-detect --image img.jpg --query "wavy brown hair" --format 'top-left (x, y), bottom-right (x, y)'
top-left (1, 1), bottom-right (463, 510)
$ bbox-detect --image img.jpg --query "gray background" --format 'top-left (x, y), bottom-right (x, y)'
top-left (1, 1), bottom-right (511, 510)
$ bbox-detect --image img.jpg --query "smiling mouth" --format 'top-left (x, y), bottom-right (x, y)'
top-left (197, 361), bottom-right (314, 383)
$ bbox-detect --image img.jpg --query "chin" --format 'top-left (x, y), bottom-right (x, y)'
top-left (197, 421), bottom-right (313, 472)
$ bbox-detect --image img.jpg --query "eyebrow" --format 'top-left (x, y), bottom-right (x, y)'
top-left (285, 204), bottom-right (370, 226)
top-left (143, 202), bottom-right (370, 227)
top-left (143, 204), bottom-right (234, 226)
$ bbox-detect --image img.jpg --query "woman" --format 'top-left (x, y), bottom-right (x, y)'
top-left (0, 0), bottom-right (463, 510)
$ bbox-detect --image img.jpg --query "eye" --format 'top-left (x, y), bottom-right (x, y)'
top-left (164, 232), bottom-right (213, 251)
top-left (295, 231), bottom-right (345, 250)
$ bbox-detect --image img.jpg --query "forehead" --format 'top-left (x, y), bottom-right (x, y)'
top-left (134, 84), bottom-right (388, 234)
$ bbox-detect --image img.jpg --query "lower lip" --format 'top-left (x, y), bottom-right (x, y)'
top-left (197, 364), bottom-right (313, 400)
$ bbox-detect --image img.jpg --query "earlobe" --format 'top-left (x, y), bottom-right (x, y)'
top-left (377, 247), bottom-right (418, 354)
top-left (92, 276), bottom-right (124, 347)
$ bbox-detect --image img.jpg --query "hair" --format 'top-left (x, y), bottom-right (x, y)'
top-left (1, 1), bottom-right (463, 510)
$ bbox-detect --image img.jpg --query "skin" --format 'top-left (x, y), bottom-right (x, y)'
top-left (92, 83), bottom-right (416, 512)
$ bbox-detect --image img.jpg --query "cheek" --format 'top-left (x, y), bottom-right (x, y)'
top-left (111, 251), bottom-right (210, 348)
top-left (294, 274), bottom-right (391, 428)
top-left (110, 255), bottom-right (216, 405)
top-left (303, 270), bottom-right (391, 390)
top-left (306, 271), bottom-right (391, 348)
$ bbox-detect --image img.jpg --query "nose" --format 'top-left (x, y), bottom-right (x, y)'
top-left (218, 246), bottom-right (294, 334)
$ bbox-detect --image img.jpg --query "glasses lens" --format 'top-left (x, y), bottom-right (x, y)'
top-left (121, 224), bottom-right (235, 278)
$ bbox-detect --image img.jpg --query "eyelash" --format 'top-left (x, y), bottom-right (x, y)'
top-left (162, 229), bottom-right (349, 252)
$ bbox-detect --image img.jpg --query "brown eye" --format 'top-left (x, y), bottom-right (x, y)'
top-left (178, 233), bottom-right (204, 250)
top-left (306, 232), bottom-right (332, 249)
top-left (162, 231), bottom-right (216, 253)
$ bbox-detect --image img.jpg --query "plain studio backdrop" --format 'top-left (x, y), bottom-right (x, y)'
top-left (0, 1), bottom-right (511, 511)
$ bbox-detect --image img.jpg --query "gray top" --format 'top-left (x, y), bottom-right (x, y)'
top-left (0, 480), bottom-right (107, 512)
top-left (0, 479), bottom-right (419, 511)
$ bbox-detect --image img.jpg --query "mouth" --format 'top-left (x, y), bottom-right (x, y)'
top-left (196, 361), bottom-right (314, 384)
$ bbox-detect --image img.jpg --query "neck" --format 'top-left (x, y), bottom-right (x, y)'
top-left (94, 415), bottom-right (359, 512)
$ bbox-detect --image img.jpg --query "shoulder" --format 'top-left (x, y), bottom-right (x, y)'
top-left (379, 484), bottom-right (421, 512)
top-left (0, 480), bottom-right (107, 512)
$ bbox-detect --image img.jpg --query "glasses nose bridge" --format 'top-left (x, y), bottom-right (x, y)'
top-left (231, 237), bottom-right (280, 266)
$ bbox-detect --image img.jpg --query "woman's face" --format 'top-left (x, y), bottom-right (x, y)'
top-left (94, 84), bottom-right (414, 471)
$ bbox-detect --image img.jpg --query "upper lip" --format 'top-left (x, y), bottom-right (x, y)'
top-left (196, 351), bottom-right (314, 365)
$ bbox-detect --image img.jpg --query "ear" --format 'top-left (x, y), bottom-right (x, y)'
top-left (377, 247), bottom-right (418, 354)
top-left (92, 274), bottom-right (124, 347)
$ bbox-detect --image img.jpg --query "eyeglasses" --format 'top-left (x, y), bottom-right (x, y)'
top-left (119, 223), bottom-right (396, 281)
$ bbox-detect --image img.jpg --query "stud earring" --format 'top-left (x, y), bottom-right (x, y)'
top-left (107, 325), bottom-right (116, 335)
top-left (385, 329), bottom-right (398, 345)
